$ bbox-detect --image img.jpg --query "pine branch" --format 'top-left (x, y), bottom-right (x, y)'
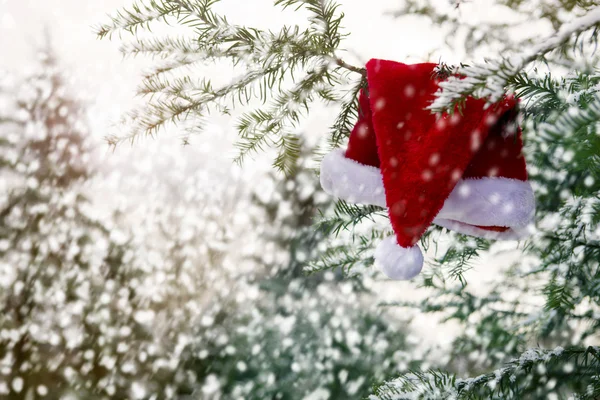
top-left (512, 73), bottom-right (563, 123)
top-left (541, 95), bottom-right (600, 137)
top-left (233, 65), bottom-right (334, 173)
top-left (333, 57), bottom-right (365, 76)
top-left (372, 346), bottom-right (600, 400)
top-left (315, 200), bottom-right (385, 237)
top-left (95, 0), bottom-right (180, 39)
top-left (306, 200), bottom-right (386, 276)
top-left (326, 77), bottom-right (363, 147)
top-left (98, 0), bottom-right (367, 173)
top-left (429, 8), bottom-right (600, 112)
top-left (305, 232), bottom-right (376, 276)
top-left (431, 234), bottom-right (490, 286)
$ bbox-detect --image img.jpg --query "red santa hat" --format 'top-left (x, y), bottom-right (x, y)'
top-left (320, 59), bottom-right (535, 280)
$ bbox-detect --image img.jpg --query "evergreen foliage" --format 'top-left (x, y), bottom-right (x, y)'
top-left (372, 2), bottom-right (600, 399)
top-left (0, 47), bottom-right (172, 399)
top-left (95, 0), bottom-right (366, 175)
top-left (179, 276), bottom-right (413, 399)
top-left (0, 42), bottom-right (250, 400)
top-left (174, 145), bottom-right (416, 399)
top-left (372, 346), bottom-right (600, 400)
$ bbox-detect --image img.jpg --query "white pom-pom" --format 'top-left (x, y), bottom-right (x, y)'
top-left (375, 236), bottom-right (424, 280)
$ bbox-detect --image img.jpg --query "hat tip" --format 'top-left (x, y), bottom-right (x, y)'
top-left (375, 236), bottom-right (424, 280)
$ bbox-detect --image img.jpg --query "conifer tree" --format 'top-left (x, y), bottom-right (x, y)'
top-left (0, 44), bottom-right (187, 400)
top-left (174, 143), bottom-right (417, 399)
top-left (0, 46), bottom-right (118, 399)
top-left (97, 1), bottom-right (600, 398)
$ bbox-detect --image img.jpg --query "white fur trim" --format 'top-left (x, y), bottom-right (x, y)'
top-left (320, 149), bottom-right (386, 207)
top-left (436, 178), bottom-right (535, 228)
top-left (320, 148), bottom-right (536, 239)
top-left (374, 236), bottom-right (424, 280)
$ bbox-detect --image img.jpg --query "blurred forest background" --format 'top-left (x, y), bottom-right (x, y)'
top-left (1, 0), bottom-right (600, 399)
top-left (0, 1), bottom-right (427, 398)
top-left (0, 42), bottom-right (409, 399)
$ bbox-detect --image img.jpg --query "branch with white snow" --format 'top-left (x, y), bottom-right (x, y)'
top-left (371, 346), bottom-right (600, 400)
top-left (428, 7), bottom-right (600, 112)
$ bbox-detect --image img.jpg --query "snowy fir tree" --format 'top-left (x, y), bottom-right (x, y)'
top-left (0, 46), bottom-right (173, 399)
top-left (0, 45), bottom-right (208, 399)
top-left (170, 143), bottom-right (417, 399)
top-left (88, 0), bottom-right (600, 398)
top-left (0, 47), bottom-right (144, 397)
top-left (177, 275), bottom-right (415, 399)
top-left (250, 141), bottom-right (332, 281)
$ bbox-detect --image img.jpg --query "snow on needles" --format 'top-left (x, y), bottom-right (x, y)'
top-left (428, 7), bottom-right (600, 113)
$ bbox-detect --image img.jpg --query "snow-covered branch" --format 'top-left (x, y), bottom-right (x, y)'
top-left (429, 7), bottom-right (600, 112)
top-left (371, 346), bottom-right (600, 400)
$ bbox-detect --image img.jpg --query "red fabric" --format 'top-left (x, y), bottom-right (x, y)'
top-left (476, 225), bottom-right (510, 232)
top-left (363, 59), bottom-right (527, 247)
top-left (463, 98), bottom-right (528, 181)
top-left (345, 89), bottom-right (380, 167)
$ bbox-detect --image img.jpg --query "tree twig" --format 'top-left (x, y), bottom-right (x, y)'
top-left (334, 57), bottom-right (366, 76)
